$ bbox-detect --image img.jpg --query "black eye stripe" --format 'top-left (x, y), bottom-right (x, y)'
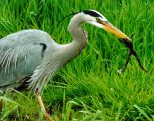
top-left (83, 10), bottom-right (102, 18)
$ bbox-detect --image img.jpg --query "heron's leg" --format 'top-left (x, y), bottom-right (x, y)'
top-left (0, 99), bottom-right (3, 114)
top-left (35, 90), bottom-right (54, 121)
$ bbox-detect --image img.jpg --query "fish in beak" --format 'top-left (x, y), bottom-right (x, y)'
top-left (92, 17), bottom-right (147, 73)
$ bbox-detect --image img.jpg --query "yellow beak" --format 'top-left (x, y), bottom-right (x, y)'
top-left (97, 18), bottom-right (131, 41)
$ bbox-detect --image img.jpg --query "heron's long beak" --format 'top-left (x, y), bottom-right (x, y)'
top-left (105, 23), bottom-right (130, 39)
top-left (95, 18), bottom-right (130, 41)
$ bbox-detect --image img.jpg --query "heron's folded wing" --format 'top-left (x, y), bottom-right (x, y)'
top-left (0, 37), bottom-right (46, 88)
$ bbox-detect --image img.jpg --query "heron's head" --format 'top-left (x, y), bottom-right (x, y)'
top-left (79, 10), bottom-right (131, 41)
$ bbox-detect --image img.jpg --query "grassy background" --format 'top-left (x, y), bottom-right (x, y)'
top-left (0, 0), bottom-right (154, 120)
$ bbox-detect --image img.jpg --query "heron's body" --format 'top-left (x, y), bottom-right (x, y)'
top-left (0, 20), bottom-right (87, 92)
top-left (0, 10), bottom-right (134, 121)
top-left (0, 29), bottom-right (55, 91)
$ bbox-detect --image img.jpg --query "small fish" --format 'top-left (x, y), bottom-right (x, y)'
top-left (118, 34), bottom-right (147, 73)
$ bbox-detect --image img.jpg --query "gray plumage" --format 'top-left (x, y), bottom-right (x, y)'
top-left (0, 30), bottom-right (58, 91)
top-left (0, 27), bottom-right (86, 92)
top-left (0, 10), bottom-right (131, 93)
top-left (0, 11), bottom-right (88, 92)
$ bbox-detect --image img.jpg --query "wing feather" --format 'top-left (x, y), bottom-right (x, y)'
top-left (0, 29), bottom-right (53, 89)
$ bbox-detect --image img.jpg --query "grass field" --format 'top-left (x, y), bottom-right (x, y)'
top-left (0, 0), bottom-right (154, 120)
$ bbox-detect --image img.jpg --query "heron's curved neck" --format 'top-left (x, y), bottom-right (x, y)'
top-left (68, 14), bottom-right (87, 50)
top-left (55, 14), bottom-right (88, 64)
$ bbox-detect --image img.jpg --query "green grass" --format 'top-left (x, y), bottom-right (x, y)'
top-left (0, 0), bottom-right (154, 120)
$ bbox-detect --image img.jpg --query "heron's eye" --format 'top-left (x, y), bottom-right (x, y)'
top-left (96, 17), bottom-right (101, 23)
top-left (96, 17), bottom-right (107, 25)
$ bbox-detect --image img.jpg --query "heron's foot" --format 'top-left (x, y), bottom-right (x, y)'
top-left (43, 112), bottom-right (54, 121)
top-left (0, 99), bottom-right (3, 113)
top-left (35, 89), bottom-right (54, 121)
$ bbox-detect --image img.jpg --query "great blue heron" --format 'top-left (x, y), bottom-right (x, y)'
top-left (0, 10), bottom-right (146, 121)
